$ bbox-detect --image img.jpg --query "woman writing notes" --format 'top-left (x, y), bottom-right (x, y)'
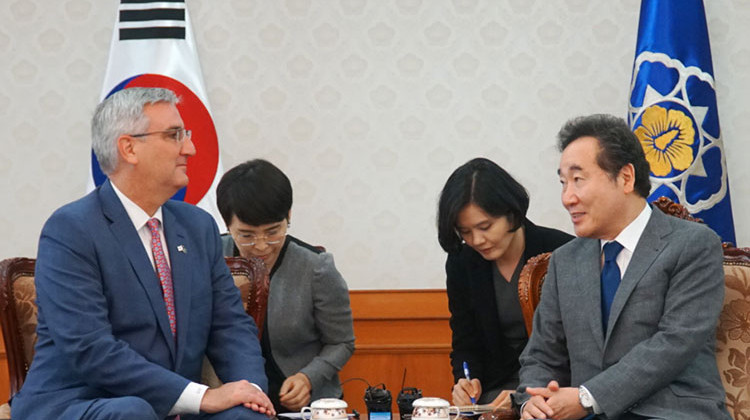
top-left (437, 158), bottom-right (572, 408)
top-left (217, 159), bottom-right (355, 413)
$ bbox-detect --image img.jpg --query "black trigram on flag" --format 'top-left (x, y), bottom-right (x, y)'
top-left (119, 0), bottom-right (186, 40)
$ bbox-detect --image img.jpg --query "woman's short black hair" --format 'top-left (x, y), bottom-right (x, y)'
top-left (437, 157), bottom-right (529, 253)
top-left (217, 159), bottom-right (293, 226)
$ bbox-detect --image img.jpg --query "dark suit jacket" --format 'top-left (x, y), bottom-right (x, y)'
top-left (518, 209), bottom-right (730, 419)
top-left (446, 219), bottom-right (573, 392)
top-left (12, 180), bottom-right (267, 419)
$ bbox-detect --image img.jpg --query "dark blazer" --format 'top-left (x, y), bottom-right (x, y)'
top-left (12, 180), bottom-right (267, 419)
top-left (518, 209), bottom-right (730, 419)
top-left (446, 219), bottom-right (573, 392)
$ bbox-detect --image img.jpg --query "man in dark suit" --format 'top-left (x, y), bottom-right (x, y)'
top-left (515, 114), bottom-right (730, 419)
top-left (12, 88), bottom-right (274, 419)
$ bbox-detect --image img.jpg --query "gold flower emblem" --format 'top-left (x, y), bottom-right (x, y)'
top-left (634, 105), bottom-right (695, 176)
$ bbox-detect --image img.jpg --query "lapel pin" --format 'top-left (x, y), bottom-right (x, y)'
top-left (177, 245), bottom-right (187, 254)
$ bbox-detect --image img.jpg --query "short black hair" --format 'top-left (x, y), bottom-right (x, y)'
top-left (437, 157), bottom-right (529, 253)
top-left (557, 114), bottom-right (651, 198)
top-left (217, 159), bottom-right (292, 226)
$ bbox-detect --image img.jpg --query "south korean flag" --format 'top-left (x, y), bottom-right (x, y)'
top-left (88, 0), bottom-right (226, 231)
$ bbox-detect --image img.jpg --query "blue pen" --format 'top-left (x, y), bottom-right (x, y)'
top-left (462, 361), bottom-right (476, 404)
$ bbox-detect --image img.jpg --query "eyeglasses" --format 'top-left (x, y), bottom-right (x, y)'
top-left (130, 127), bottom-right (192, 143)
top-left (232, 225), bottom-right (287, 247)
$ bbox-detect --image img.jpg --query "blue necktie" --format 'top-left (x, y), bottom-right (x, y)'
top-left (601, 241), bottom-right (623, 334)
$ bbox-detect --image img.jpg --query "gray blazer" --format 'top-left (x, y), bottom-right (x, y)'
top-left (223, 235), bottom-right (355, 401)
top-left (518, 209), bottom-right (730, 419)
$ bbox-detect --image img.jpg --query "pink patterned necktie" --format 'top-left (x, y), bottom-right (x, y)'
top-left (147, 218), bottom-right (177, 337)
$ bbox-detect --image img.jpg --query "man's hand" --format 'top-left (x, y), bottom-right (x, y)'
top-left (201, 380), bottom-right (276, 417)
top-left (279, 372), bottom-right (312, 412)
top-left (523, 381), bottom-right (588, 420)
top-left (523, 381), bottom-right (558, 419)
top-left (521, 394), bottom-right (554, 420)
top-left (489, 390), bottom-right (513, 410)
top-left (544, 385), bottom-right (587, 420)
top-left (451, 378), bottom-right (482, 406)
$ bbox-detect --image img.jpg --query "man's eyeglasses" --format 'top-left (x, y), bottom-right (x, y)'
top-left (130, 128), bottom-right (191, 143)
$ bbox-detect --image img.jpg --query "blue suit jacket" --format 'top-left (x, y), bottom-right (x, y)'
top-left (12, 180), bottom-right (267, 419)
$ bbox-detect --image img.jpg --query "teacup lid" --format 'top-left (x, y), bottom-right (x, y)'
top-left (412, 397), bottom-right (449, 408)
top-left (310, 398), bottom-right (348, 409)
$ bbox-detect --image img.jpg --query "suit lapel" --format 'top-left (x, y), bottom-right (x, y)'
top-left (604, 209), bottom-right (669, 346)
top-left (576, 239), bottom-right (606, 351)
top-left (162, 204), bottom-right (192, 369)
top-left (99, 180), bottom-right (177, 361)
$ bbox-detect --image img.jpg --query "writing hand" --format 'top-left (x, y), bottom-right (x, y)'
top-left (451, 378), bottom-right (482, 406)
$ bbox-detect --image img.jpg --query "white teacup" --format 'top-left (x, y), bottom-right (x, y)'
top-left (411, 397), bottom-right (459, 420)
top-left (301, 398), bottom-right (348, 420)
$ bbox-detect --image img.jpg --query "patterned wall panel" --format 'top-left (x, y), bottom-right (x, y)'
top-left (1, 0), bottom-right (748, 289)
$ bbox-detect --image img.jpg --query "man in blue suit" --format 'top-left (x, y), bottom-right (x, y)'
top-left (12, 87), bottom-right (275, 419)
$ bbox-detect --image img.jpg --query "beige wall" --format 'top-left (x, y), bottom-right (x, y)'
top-left (1, 0), bottom-right (748, 289)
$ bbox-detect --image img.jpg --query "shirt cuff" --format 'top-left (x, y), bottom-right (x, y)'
top-left (579, 385), bottom-right (602, 414)
top-left (169, 382), bottom-right (209, 415)
top-left (250, 382), bottom-right (263, 392)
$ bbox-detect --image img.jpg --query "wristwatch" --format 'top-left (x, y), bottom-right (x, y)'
top-left (578, 386), bottom-right (595, 414)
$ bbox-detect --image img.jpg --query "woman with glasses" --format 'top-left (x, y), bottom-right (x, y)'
top-left (217, 159), bottom-right (355, 413)
top-left (437, 158), bottom-right (572, 409)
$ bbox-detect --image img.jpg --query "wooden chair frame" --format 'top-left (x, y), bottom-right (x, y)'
top-left (518, 253), bottom-right (552, 336)
top-left (224, 256), bottom-right (270, 338)
top-left (0, 257), bottom-right (36, 400)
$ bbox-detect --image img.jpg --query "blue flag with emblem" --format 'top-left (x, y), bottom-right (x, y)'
top-left (628, 0), bottom-right (736, 245)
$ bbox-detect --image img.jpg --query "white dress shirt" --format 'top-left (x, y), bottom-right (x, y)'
top-left (600, 203), bottom-right (652, 278)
